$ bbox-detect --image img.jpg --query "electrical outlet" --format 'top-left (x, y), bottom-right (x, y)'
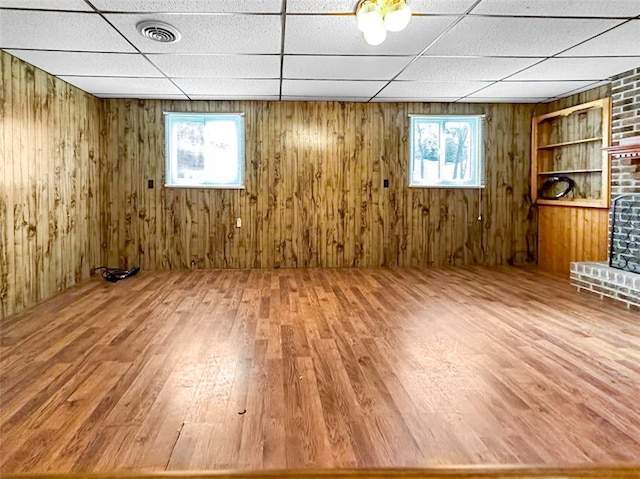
top-left (236, 217), bottom-right (242, 228)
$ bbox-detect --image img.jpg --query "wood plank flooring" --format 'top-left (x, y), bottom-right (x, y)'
top-left (1, 267), bottom-right (639, 473)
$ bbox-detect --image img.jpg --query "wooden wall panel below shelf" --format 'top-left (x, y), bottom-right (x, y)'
top-left (535, 198), bottom-right (609, 208)
top-left (537, 205), bottom-right (609, 276)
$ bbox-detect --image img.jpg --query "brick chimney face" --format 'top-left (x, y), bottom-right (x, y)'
top-left (610, 67), bottom-right (640, 197)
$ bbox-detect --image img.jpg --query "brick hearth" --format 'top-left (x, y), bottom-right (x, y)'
top-left (570, 261), bottom-right (640, 310)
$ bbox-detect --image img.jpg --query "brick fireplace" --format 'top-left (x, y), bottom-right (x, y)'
top-left (569, 67), bottom-right (640, 310)
top-left (610, 192), bottom-right (640, 273)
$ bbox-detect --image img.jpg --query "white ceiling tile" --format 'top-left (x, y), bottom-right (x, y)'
top-left (560, 21), bottom-right (640, 56)
top-left (285, 15), bottom-right (456, 55)
top-left (376, 80), bottom-right (491, 98)
top-left (2, 1), bottom-right (635, 102)
top-left (4, 50), bottom-right (163, 77)
top-left (172, 78), bottom-right (280, 96)
top-left (0, 0), bottom-right (91, 10)
top-left (190, 95), bottom-right (281, 100)
top-left (408, 0), bottom-right (480, 14)
top-left (398, 56), bottom-right (543, 81)
top-left (466, 80), bottom-right (597, 99)
top-left (470, 0), bottom-right (640, 17)
top-left (91, 0), bottom-right (281, 13)
top-left (286, 0), bottom-right (356, 13)
top-left (510, 57), bottom-right (640, 81)
top-left (105, 13), bottom-right (281, 54)
top-left (370, 97), bottom-right (460, 102)
top-left (150, 54), bottom-right (281, 78)
top-left (426, 17), bottom-right (622, 56)
top-left (283, 55), bottom-right (411, 80)
top-left (0, 10), bottom-right (136, 52)
top-left (59, 76), bottom-right (184, 96)
top-left (99, 94), bottom-right (189, 99)
top-left (556, 80), bottom-right (611, 96)
top-left (286, 0), bottom-right (477, 14)
top-left (461, 97), bottom-right (546, 103)
top-left (281, 96), bottom-right (372, 102)
top-left (282, 80), bottom-right (386, 97)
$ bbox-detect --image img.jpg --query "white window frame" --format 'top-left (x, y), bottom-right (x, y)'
top-left (164, 112), bottom-right (245, 189)
top-left (409, 114), bottom-right (485, 188)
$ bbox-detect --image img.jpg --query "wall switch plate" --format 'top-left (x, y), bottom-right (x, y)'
top-left (148, 179), bottom-right (154, 189)
top-left (236, 217), bottom-right (242, 228)
top-left (383, 179), bottom-right (389, 188)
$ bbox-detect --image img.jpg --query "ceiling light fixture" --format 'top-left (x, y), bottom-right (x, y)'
top-left (136, 20), bottom-right (181, 43)
top-left (356, 0), bottom-right (411, 46)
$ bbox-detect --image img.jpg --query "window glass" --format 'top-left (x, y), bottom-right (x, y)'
top-left (409, 115), bottom-right (485, 188)
top-left (165, 113), bottom-right (245, 188)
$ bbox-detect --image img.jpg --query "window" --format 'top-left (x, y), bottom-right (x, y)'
top-left (409, 114), bottom-right (485, 188)
top-left (165, 112), bottom-right (245, 188)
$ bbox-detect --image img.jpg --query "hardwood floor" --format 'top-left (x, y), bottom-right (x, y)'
top-left (1, 267), bottom-right (639, 473)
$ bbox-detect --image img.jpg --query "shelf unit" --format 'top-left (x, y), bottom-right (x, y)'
top-left (531, 98), bottom-right (611, 208)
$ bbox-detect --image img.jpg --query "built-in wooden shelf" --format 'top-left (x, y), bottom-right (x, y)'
top-left (538, 168), bottom-right (603, 175)
top-left (531, 98), bottom-right (611, 209)
top-left (535, 198), bottom-right (611, 208)
top-left (537, 137), bottom-right (603, 149)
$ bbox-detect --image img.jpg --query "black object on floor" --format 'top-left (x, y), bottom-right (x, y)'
top-left (94, 266), bottom-right (141, 283)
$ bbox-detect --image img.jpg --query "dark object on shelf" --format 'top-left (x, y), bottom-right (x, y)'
top-left (94, 266), bottom-right (141, 283)
top-left (538, 176), bottom-right (576, 200)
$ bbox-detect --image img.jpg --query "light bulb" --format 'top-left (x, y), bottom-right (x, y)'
top-left (363, 24), bottom-right (387, 45)
top-left (383, 1), bottom-right (412, 32)
top-left (357, 1), bottom-right (384, 33)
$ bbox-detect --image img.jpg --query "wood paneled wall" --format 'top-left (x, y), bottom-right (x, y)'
top-left (537, 206), bottom-right (609, 275)
top-left (2, 50), bottom-right (541, 317)
top-left (0, 51), bottom-right (102, 318)
top-left (542, 85), bottom-right (611, 114)
top-left (100, 100), bottom-right (536, 270)
top-left (535, 85), bottom-right (612, 276)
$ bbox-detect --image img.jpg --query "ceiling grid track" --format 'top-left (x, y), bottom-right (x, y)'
top-left (279, 0), bottom-right (288, 101)
top-left (456, 15), bottom-right (640, 102)
top-left (1, 0), bottom-right (638, 101)
top-left (366, 0), bottom-right (484, 102)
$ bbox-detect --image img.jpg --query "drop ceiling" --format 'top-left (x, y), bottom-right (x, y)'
top-left (1, 0), bottom-right (639, 103)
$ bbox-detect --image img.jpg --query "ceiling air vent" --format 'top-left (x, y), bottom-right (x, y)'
top-left (136, 21), bottom-right (181, 43)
